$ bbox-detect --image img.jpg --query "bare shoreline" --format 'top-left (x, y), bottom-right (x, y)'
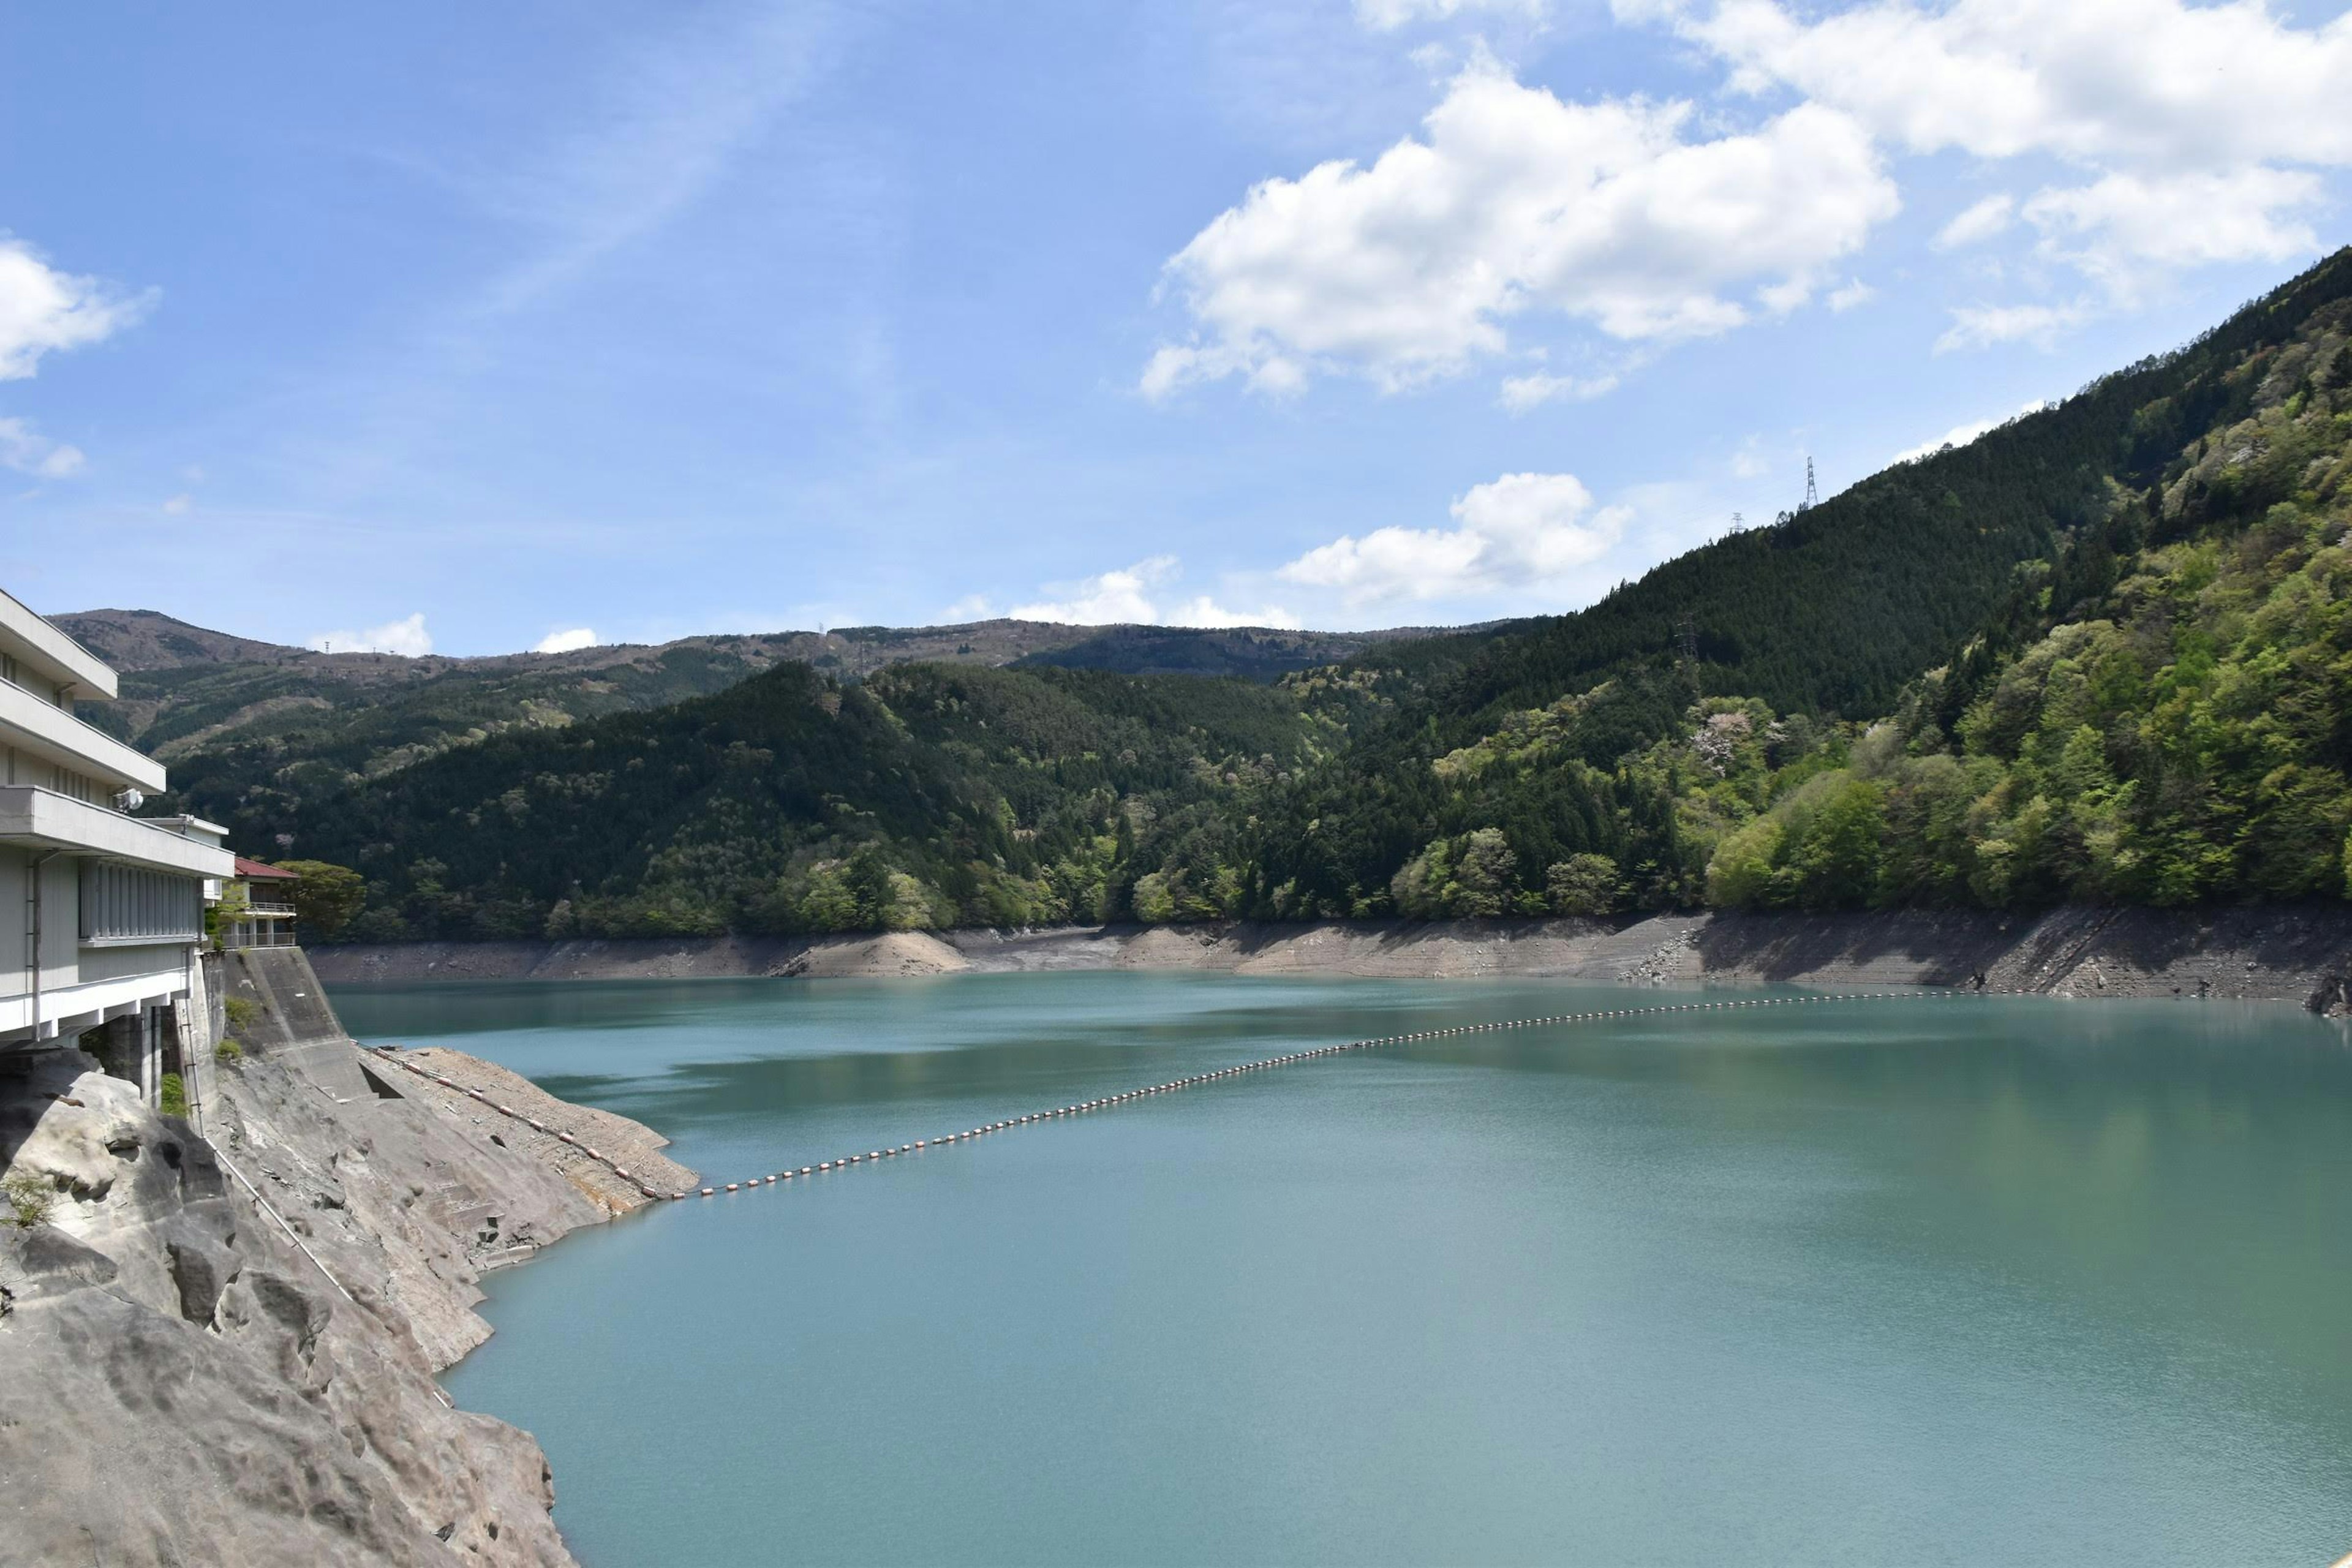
top-left (307, 905), bottom-right (2352, 1009)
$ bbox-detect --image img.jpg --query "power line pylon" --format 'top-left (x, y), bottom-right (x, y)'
top-left (1802, 457), bottom-right (1819, 510)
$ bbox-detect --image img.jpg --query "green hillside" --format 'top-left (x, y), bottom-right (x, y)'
top-left (115, 248), bottom-right (2352, 940)
top-left (260, 662), bottom-right (1323, 940)
top-left (1695, 288), bottom-right (2352, 912)
top-left (1203, 251), bottom-right (2352, 919)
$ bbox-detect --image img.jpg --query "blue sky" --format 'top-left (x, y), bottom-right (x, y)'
top-left (4, 0), bottom-right (2348, 655)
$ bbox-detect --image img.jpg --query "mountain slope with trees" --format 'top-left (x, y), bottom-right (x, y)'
top-left (106, 248), bottom-right (2352, 940)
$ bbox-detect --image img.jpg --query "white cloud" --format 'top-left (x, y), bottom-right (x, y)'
top-left (160, 493), bottom-right (192, 515)
top-left (533, 627), bottom-right (600, 654)
top-left (999, 558), bottom-right (1298, 628)
top-left (1279, 471), bottom-right (1625, 607)
top-left (1145, 62), bottom-right (1898, 397)
top-left (0, 239), bottom-right (151, 381)
top-left (1642, 0), bottom-right (2350, 312)
top-left (1651, 0), bottom-right (2352, 169)
top-left (1936, 192), bottom-right (2015, 249)
top-left (1935, 302), bottom-right (2089, 353)
top-left (307, 612), bottom-right (433, 657)
top-left (1826, 278), bottom-right (1875, 311)
top-left (1498, 370), bottom-right (1619, 412)
top-left (1356, 0), bottom-right (1547, 30)
top-left (1011, 557), bottom-right (1177, 624)
top-left (1167, 596), bottom-right (1303, 630)
top-left (0, 416), bottom-right (85, 478)
top-left (1892, 398), bottom-right (2051, 463)
top-left (2019, 167), bottom-right (2322, 293)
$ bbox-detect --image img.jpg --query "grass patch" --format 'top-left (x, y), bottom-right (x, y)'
top-left (4, 1172), bottom-right (56, 1229)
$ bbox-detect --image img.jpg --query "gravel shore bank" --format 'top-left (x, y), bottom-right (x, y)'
top-left (311, 904), bottom-right (2352, 1008)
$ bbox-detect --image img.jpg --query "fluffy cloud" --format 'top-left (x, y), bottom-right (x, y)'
top-left (1935, 192), bottom-right (2015, 249)
top-left (1280, 471), bottom-right (1624, 607)
top-left (2019, 167), bottom-right (2323, 290)
top-left (1355, 0), bottom-right (1547, 29)
top-left (1647, 0), bottom-right (2352, 168)
top-left (0, 239), bottom-right (150, 381)
top-left (1498, 371), bottom-right (1618, 412)
top-left (1005, 557), bottom-right (1298, 628)
top-left (0, 416), bottom-right (85, 478)
top-left (1144, 64), bottom-right (1897, 396)
top-left (307, 613), bottom-right (433, 658)
top-left (1825, 278), bottom-right (1875, 311)
top-left (1892, 398), bottom-right (2051, 463)
top-left (1166, 596), bottom-right (1304, 630)
top-left (533, 627), bottom-right (601, 654)
top-left (1935, 301), bottom-right (2089, 353)
top-left (1010, 556), bottom-right (1178, 624)
top-left (1641, 0), bottom-right (2350, 313)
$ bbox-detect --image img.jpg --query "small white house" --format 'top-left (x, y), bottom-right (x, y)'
top-left (0, 586), bottom-right (236, 1100)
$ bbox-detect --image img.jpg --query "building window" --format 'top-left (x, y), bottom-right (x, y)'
top-left (79, 862), bottom-right (203, 944)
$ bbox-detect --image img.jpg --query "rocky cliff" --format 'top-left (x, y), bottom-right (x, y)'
top-left (0, 949), bottom-right (693, 1567)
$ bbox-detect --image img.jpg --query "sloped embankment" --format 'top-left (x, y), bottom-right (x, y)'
top-left (0, 948), bottom-right (693, 1567)
top-left (310, 905), bottom-right (2352, 1005)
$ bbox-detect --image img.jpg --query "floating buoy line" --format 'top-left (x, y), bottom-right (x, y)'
top-left (371, 989), bottom-right (1984, 1204)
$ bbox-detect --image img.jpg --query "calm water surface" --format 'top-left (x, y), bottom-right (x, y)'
top-left (331, 974), bottom-right (2352, 1567)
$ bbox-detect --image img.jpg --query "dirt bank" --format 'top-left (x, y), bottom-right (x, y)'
top-left (311, 905), bottom-right (2352, 1007)
top-left (311, 929), bottom-right (971, 984)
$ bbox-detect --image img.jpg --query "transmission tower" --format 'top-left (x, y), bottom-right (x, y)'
top-left (1802, 457), bottom-right (1819, 510)
top-left (1730, 510), bottom-right (1745, 533)
top-left (1675, 615), bottom-right (1700, 667)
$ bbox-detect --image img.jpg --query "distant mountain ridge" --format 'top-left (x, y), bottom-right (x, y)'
top-left (56, 606), bottom-right (1431, 680)
top-left (57, 607), bottom-right (1468, 787)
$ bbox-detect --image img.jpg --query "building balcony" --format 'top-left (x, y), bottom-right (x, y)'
top-left (0, 586), bottom-right (117, 699)
top-left (0, 786), bottom-right (238, 877)
top-left (0, 678), bottom-right (164, 793)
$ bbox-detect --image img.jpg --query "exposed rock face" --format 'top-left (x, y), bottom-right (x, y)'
top-left (314, 906), bottom-right (2352, 1005)
top-left (0, 951), bottom-right (695, 1567)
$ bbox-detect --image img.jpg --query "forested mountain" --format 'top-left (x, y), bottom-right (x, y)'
top-left (248, 662), bottom-right (1325, 940)
top-left (1695, 277), bottom-right (2352, 913)
top-left (64, 610), bottom-right (1383, 809)
top-left (98, 248), bottom-right (2352, 940)
top-left (1013, 622), bottom-right (1501, 679)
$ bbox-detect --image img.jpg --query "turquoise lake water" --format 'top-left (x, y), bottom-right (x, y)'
top-left (331, 974), bottom-right (2352, 1567)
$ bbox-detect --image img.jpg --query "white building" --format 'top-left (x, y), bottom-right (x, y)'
top-left (1, 586), bottom-right (235, 1096)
